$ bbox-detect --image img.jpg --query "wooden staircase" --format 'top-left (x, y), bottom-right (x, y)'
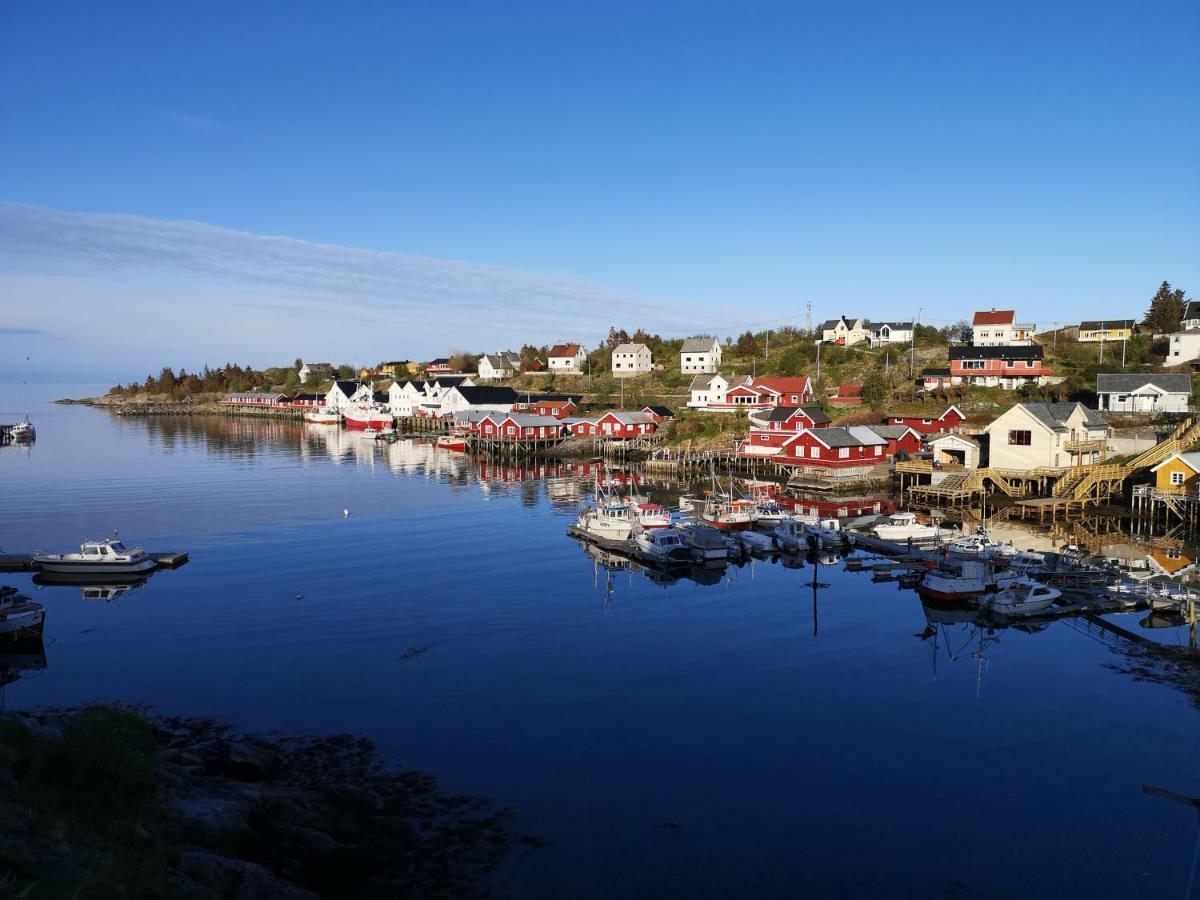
top-left (1052, 416), bottom-right (1200, 503)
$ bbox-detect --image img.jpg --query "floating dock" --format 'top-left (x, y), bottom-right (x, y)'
top-left (0, 551), bottom-right (189, 574)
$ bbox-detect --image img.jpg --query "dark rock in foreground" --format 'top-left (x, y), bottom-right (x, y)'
top-left (0, 705), bottom-right (531, 898)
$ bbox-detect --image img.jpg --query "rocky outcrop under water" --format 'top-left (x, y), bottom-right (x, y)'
top-left (0, 705), bottom-right (535, 898)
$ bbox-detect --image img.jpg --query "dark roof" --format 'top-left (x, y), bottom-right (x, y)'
top-left (922, 367), bottom-right (952, 377)
top-left (372, 391), bottom-right (388, 403)
top-left (1182, 301), bottom-right (1200, 321)
top-left (1096, 374), bottom-right (1191, 394)
top-left (1079, 320), bottom-right (1135, 330)
top-left (643, 405), bottom-right (675, 416)
top-left (427, 358), bottom-right (450, 365)
top-left (429, 375), bottom-right (470, 387)
top-left (949, 344), bottom-right (1043, 361)
top-left (332, 380), bottom-right (360, 395)
top-left (454, 386), bottom-right (520, 404)
top-left (292, 392), bottom-right (322, 401)
top-left (1023, 402), bottom-right (1109, 432)
top-left (768, 405), bottom-right (830, 425)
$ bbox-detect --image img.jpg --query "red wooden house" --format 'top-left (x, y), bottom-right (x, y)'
top-left (477, 413), bottom-right (563, 441)
top-left (289, 392), bottom-right (326, 408)
top-left (885, 405), bottom-right (965, 434)
top-left (774, 426), bottom-right (890, 468)
top-left (220, 392), bottom-right (290, 407)
top-left (594, 411), bottom-right (657, 438)
top-left (725, 376), bottom-right (815, 410)
top-left (641, 405), bottom-right (675, 422)
top-left (532, 398), bottom-right (578, 419)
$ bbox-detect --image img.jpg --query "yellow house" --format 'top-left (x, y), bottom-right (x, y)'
top-left (1150, 452), bottom-right (1200, 493)
top-left (1149, 546), bottom-right (1194, 576)
top-left (1077, 319), bottom-right (1135, 342)
top-left (378, 360), bottom-right (417, 377)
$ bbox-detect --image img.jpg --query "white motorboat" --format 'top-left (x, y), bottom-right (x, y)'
top-left (575, 502), bottom-right (634, 541)
top-left (678, 524), bottom-right (729, 563)
top-left (304, 409), bottom-right (340, 425)
top-left (738, 531), bottom-right (775, 555)
top-left (872, 512), bottom-right (957, 543)
top-left (10, 415), bottom-right (35, 441)
top-left (634, 527), bottom-right (693, 564)
top-left (0, 587), bottom-right (45, 638)
top-left (32, 537), bottom-right (157, 575)
top-left (945, 528), bottom-right (1009, 559)
top-left (631, 503), bottom-right (672, 529)
top-left (773, 517), bottom-right (812, 552)
top-left (805, 518), bottom-right (845, 546)
top-left (919, 558), bottom-right (1020, 601)
top-left (751, 501), bottom-right (789, 526)
top-left (983, 579), bottom-right (1061, 617)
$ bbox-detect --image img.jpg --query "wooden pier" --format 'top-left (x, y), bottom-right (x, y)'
top-left (0, 551), bottom-right (189, 574)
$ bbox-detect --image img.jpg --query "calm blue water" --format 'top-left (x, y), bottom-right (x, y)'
top-left (3, 384), bottom-right (1200, 898)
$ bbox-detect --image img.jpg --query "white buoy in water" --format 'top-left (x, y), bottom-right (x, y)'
top-left (342, 508), bottom-right (350, 518)
top-left (295, 594), bottom-right (304, 601)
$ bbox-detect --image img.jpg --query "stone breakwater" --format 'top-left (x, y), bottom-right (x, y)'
top-left (0, 706), bottom-right (534, 898)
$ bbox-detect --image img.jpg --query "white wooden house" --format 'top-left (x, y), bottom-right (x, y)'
top-left (819, 316), bottom-right (868, 346)
top-left (548, 343), bottom-right (587, 373)
top-left (1164, 333), bottom-right (1200, 367)
top-left (1181, 301), bottom-right (1200, 332)
top-left (1096, 374), bottom-right (1191, 414)
top-left (926, 433), bottom-right (980, 469)
top-left (324, 380), bottom-right (371, 410)
top-left (477, 354), bottom-right (517, 381)
top-left (611, 343), bottom-right (652, 377)
top-left (687, 373), bottom-right (742, 410)
top-left (868, 321), bottom-right (914, 346)
top-left (387, 380), bottom-right (424, 416)
top-left (984, 402), bottom-right (1110, 470)
top-left (437, 385), bottom-right (518, 416)
top-left (679, 337), bottom-right (722, 374)
top-left (298, 361), bottom-right (334, 383)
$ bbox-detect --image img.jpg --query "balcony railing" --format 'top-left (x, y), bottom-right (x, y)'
top-left (1063, 438), bottom-right (1108, 453)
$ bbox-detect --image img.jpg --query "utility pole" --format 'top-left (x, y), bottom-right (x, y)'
top-left (910, 308), bottom-right (922, 378)
top-left (765, 330), bottom-right (769, 360)
top-left (806, 301), bottom-right (812, 335)
top-left (1121, 338), bottom-right (1127, 369)
top-left (815, 340), bottom-right (821, 388)
top-left (1099, 336), bottom-right (1105, 365)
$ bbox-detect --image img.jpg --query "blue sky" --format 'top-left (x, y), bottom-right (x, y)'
top-left (1, 0), bottom-right (1197, 381)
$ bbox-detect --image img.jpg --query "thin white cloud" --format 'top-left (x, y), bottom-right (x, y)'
top-left (0, 202), bottom-right (738, 378)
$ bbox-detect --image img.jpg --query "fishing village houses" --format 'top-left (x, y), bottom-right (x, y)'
top-left (679, 337), bottom-right (722, 374)
top-left (548, 343), bottom-right (588, 374)
top-left (611, 342), bottom-right (653, 376)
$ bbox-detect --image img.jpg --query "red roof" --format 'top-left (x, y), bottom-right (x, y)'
top-left (549, 343), bottom-right (581, 358)
top-left (835, 383), bottom-right (862, 398)
top-left (750, 376), bottom-right (812, 395)
top-left (972, 308), bottom-right (1015, 326)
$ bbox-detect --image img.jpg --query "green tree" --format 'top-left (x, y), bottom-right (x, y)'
top-left (337, 364), bottom-right (356, 379)
top-left (736, 331), bottom-right (758, 355)
top-left (862, 372), bottom-right (889, 408)
top-left (1143, 280), bottom-right (1187, 333)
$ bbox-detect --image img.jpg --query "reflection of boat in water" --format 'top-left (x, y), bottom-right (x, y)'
top-left (0, 638), bottom-right (47, 693)
top-left (0, 587), bottom-right (46, 639)
top-left (33, 537), bottom-right (157, 576)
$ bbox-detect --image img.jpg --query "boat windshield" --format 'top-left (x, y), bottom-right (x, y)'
top-left (109, 542), bottom-right (127, 553)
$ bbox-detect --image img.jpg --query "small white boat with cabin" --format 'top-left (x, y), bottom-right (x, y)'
top-left (773, 517), bottom-right (813, 552)
top-left (873, 511), bottom-right (957, 543)
top-left (304, 408), bottom-right (340, 425)
top-left (575, 502), bottom-right (634, 542)
top-left (32, 537), bottom-right (157, 575)
top-left (631, 502), bottom-right (672, 529)
top-left (634, 527), bottom-right (693, 564)
top-left (0, 587), bottom-right (45, 638)
top-left (945, 527), bottom-right (1009, 559)
top-left (805, 518), bottom-right (845, 546)
top-left (983, 579), bottom-right (1061, 617)
top-left (751, 501), bottom-right (789, 526)
top-left (10, 415), bottom-right (35, 441)
top-left (919, 558), bottom-right (1020, 601)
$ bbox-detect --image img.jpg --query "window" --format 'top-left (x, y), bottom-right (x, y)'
top-left (961, 360), bottom-right (985, 370)
top-left (760, 434), bottom-right (769, 441)
top-left (874, 446), bottom-right (882, 456)
top-left (839, 448), bottom-right (849, 459)
top-left (1171, 471), bottom-right (1186, 486)
top-left (1008, 430), bottom-right (1032, 446)
top-left (922, 419), bottom-right (931, 425)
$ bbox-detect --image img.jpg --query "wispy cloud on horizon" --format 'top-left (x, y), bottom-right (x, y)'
top-left (0, 327), bottom-right (46, 335)
top-left (0, 202), bottom-right (738, 379)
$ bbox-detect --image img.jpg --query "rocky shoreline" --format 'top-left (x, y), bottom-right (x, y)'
top-left (0, 705), bottom-right (535, 898)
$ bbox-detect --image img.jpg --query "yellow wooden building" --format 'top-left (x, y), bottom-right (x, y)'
top-left (1077, 319), bottom-right (1135, 342)
top-left (1150, 452), bottom-right (1200, 493)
